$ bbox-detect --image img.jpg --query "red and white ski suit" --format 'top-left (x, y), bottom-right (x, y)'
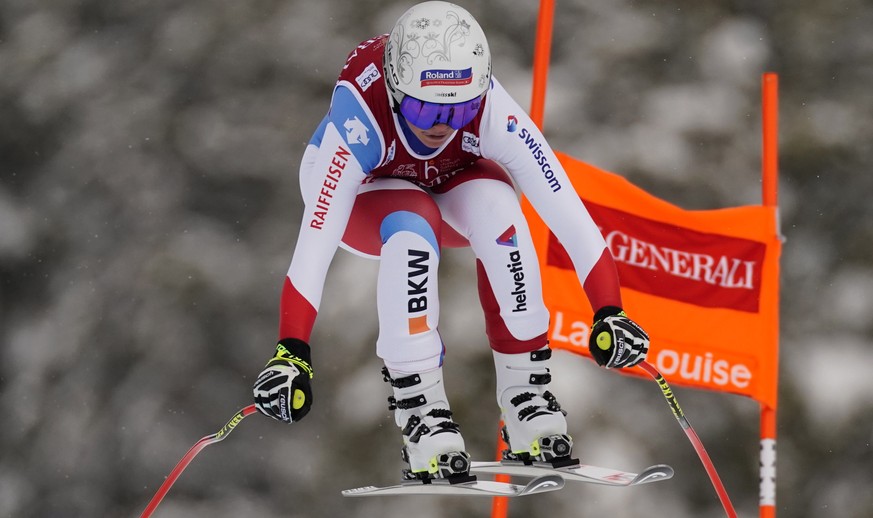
top-left (280, 35), bottom-right (621, 373)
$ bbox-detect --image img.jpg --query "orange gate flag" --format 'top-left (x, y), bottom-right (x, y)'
top-left (522, 152), bottom-right (781, 411)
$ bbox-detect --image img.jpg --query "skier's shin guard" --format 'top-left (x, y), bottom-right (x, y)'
top-left (383, 366), bottom-right (470, 479)
top-left (493, 347), bottom-right (574, 463)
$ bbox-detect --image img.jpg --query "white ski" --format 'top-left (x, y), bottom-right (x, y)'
top-left (342, 473), bottom-right (564, 497)
top-left (471, 460), bottom-right (674, 487)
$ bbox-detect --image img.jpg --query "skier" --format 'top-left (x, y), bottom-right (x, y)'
top-left (253, 1), bottom-right (650, 481)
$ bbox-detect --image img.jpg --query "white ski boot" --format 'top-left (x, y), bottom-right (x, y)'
top-left (382, 366), bottom-right (472, 481)
top-left (493, 347), bottom-right (576, 467)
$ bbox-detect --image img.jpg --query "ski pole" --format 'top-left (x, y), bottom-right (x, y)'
top-left (139, 404), bottom-right (258, 518)
top-left (638, 361), bottom-right (738, 518)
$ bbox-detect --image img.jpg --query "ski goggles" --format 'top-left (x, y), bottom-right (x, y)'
top-left (398, 94), bottom-right (484, 130)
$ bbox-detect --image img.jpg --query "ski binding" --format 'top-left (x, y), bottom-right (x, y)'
top-left (342, 473), bottom-right (564, 498)
top-left (471, 460), bottom-right (673, 487)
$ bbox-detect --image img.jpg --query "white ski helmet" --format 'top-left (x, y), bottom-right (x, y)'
top-left (384, 1), bottom-right (491, 128)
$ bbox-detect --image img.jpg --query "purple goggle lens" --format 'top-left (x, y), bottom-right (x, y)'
top-left (398, 95), bottom-right (483, 130)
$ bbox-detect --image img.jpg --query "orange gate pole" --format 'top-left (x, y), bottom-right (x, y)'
top-left (759, 72), bottom-right (780, 518)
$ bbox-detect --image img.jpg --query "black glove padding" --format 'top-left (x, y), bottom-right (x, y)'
top-left (253, 338), bottom-right (314, 423)
top-left (589, 306), bottom-right (650, 369)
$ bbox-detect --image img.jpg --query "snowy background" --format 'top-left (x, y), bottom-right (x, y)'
top-left (2, 0), bottom-right (872, 517)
